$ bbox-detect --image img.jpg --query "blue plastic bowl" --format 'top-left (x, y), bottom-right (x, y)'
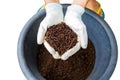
top-left (17, 4), bottom-right (118, 80)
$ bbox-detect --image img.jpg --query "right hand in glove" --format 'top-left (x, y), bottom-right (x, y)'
top-left (37, 3), bottom-right (63, 59)
top-left (61, 5), bottom-right (88, 60)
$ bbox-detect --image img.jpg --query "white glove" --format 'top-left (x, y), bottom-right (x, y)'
top-left (37, 3), bottom-right (63, 59)
top-left (61, 5), bottom-right (88, 60)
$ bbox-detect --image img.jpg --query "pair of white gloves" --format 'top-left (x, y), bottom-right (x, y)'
top-left (37, 3), bottom-right (88, 60)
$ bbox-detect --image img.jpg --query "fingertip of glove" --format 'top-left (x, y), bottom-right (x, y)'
top-left (61, 56), bottom-right (67, 60)
top-left (53, 52), bottom-right (61, 59)
top-left (81, 44), bottom-right (88, 49)
top-left (37, 40), bottom-right (42, 45)
top-left (37, 35), bottom-right (43, 45)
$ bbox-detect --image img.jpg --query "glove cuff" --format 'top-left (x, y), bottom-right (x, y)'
top-left (45, 3), bottom-right (63, 13)
top-left (67, 5), bottom-right (85, 16)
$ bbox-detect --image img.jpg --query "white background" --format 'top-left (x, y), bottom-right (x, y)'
top-left (0, 0), bottom-right (119, 80)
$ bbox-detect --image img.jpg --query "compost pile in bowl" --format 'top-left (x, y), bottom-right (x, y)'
top-left (37, 22), bottom-right (96, 80)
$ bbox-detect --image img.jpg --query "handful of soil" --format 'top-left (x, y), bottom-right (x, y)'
top-left (37, 22), bottom-right (96, 80)
top-left (45, 22), bottom-right (77, 55)
top-left (37, 39), bottom-right (95, 80)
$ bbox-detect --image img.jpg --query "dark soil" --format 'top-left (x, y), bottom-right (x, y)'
top-left (37, 39), bottom-right (95, 80)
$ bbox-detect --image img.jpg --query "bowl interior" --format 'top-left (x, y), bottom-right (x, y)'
top-left (18, 4), bottom-right (117, 80)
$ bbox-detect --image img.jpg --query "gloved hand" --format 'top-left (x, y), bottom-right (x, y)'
top-left (61, 5), bottom-right (88, 60)
top-left (37, 4), bottom-right (88, 60)
top-left (37, 3), bottom-right (63, 59)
